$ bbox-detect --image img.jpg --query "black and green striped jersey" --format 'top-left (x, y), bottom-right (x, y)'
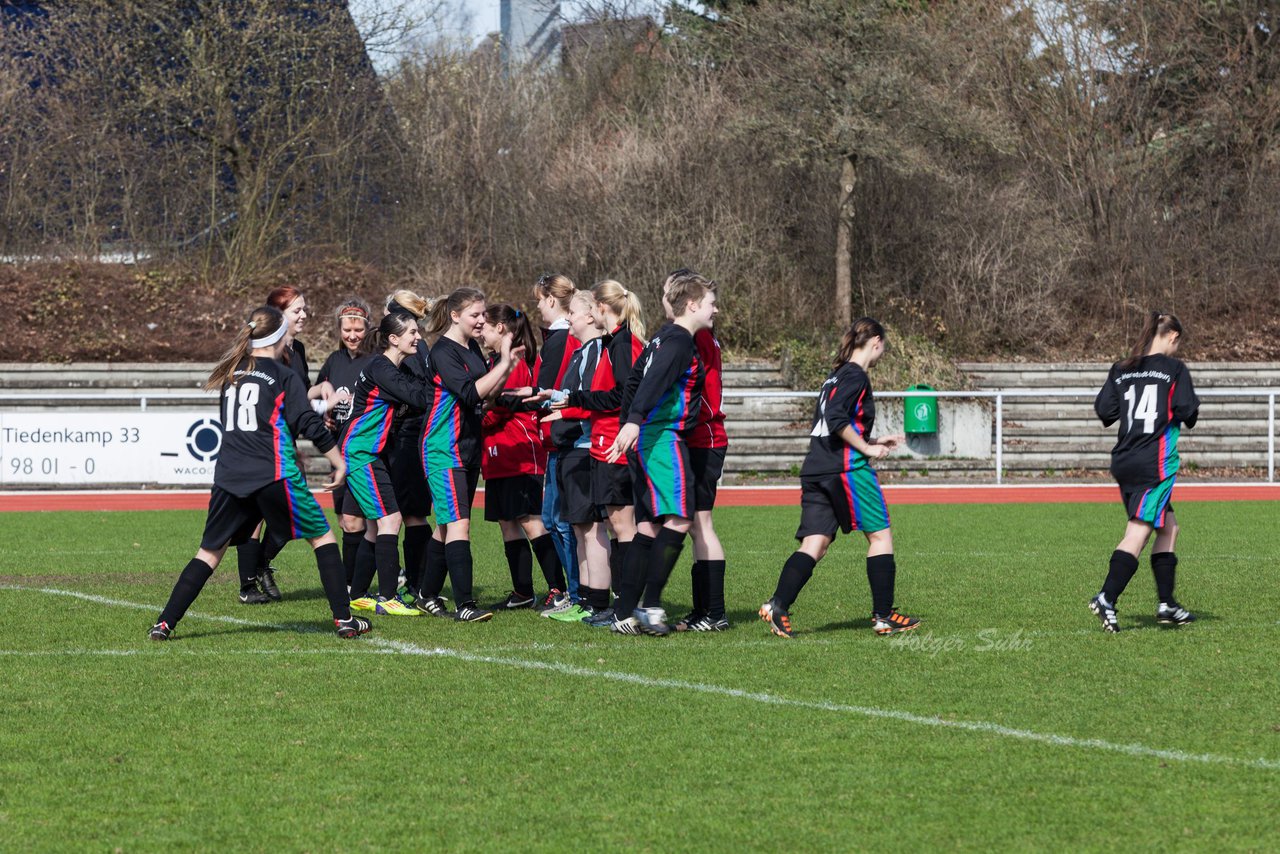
top-left (342, 354), bottom-right (432, 470)
top-left (213, 357), bottom-right (334, 497)
top-left (423, 337), bottom-right (488, 470)
top-left (1095, 354), bottom-right (1199, 484)
top-left (623, 324), bottom-right (704, 433)
top-left (801, 362), bottom-right (874, 477)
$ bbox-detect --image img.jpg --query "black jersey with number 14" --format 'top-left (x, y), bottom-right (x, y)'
top-left (214, 357), bottom-right (335, 497)
top-left (1094, 354), bottom-right (1199, 484)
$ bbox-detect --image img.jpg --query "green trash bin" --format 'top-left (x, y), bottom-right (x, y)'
top-left (904, 384), bottom-right (938, 434)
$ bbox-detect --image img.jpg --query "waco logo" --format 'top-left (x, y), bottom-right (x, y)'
top-left (186, 418), bottom-right (223, 462)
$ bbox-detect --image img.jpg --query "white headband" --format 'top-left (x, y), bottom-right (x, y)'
top-left (250, 316), bottom-right (290, 349)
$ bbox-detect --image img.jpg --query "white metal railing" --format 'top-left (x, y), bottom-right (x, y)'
top-left (0, 391), bottom-right (214, 412)
top-left (731, 388), bottom-right (1280, 484)
top-left (3, 387), bottom-right (1279, 484)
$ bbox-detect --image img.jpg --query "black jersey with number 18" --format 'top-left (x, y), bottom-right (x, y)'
top-left (1094, 354), bottom-right (1200, 485)
top-left (214, 357), bottom-right (335, 497)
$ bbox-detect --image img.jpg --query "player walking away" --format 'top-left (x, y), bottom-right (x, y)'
top-left (1089, 311), bottom-right (1200, 632)
top-left (313, 298), bottom-right (376, 590)
top-left (384, 290), bottom-right (435, 603)
top-left (659, 271), bottom-right (730, 633)
top-left (235, 285), bottom-right (312, 603)
top-left (149, 306), bottom-right (369, 641)
top-left (546, 281), bottom-right (646, 625)
top-left (535, 290), bottom-right (609, 622)
top-left (476, 304), bottom-right (564, 610)
top-left (605, 275), bottom-right (717, 636)
top-left (759, 318), bottom-right (919, 640)
top-left (532, 273), bottom-right (580, 608)
top-left (340, 312), bottom-right (434, 618)
top-left (413, 288), bottom-right (525, 623)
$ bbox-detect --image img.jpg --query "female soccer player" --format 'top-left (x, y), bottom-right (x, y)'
top-left (532, 273), bottom-right (580, 608)
top-left (537, 290), bottom-right (609, 622)
top-left (413, 288), bottom-right (525, 623)
top-left (606, 275), bottom-right (717, 635)
top-left (758, 317), bottom-right (920, 639)
top-left (149, 306), bottom-right (368, 641)
top-left (235, 285), bottom-right (314, 602)
top-left (384, 290), bottom-right (434, 602)
top-left (314, 298), bottom-right (376, 585)
top-left (549, 280), bottom-right (646, 623)
top-left (478, 304), bottom-right (564, 609)
top-left (341, 312), bottom-right (434, 617)
top-left (1089, 311), bottom-right (1200, 632)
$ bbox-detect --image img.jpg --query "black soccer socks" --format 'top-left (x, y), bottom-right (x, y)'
top-left (420, 536), bottom-right (448, 599)
top-left (313, 542), bottom-right (351, 620)
top-left (530, 533), bottom-right (566, 592)
top-left (1151, 551), bottom-right (1178, 604)
top-left (1101, 550), bottom-right (1141, 604)
top-left (504, 538), bottom-right (535, 598)
top-left (374, 534), bottom-right (401, 600)
top-left (402, 524), bottom-right (431, 594)
top-left (444, 540), bottom-right (475, 604)
top-left (158, 558), bottom-right (215, 627)
top-left (237, 539), bottom-right (263, 590)
top-left (612, 532), bottom-right (653, 616)
top-left (773, 552), bottom-right (817, 610)
top-left (341, 530), bottom-right (364, 587)
top-left (641, 527), bottom-right (686, 608)
top-left (866, 553), bottom-right (896, 617)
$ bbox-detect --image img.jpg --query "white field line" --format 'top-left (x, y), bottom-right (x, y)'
top-left (4, 584), bottom-right (1278, 773)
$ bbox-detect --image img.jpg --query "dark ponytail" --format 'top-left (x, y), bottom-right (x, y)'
top-left (484, 303), bottom-right (539, 366)
top-left (376, 312), bottom-right (419, 352)
top-left (1120, 311), bottom-right (1183, 369)
top-left (834, 317), bottom-right (886, 370)
top-left (205, 306), bottom-right (284, 391)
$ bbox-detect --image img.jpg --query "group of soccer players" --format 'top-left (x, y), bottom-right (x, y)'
top-left (148, 270), bottom-right (1200, 640)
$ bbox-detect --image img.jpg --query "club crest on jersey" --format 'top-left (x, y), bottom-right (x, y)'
top-left (331, 386), bottom-right (354, 421)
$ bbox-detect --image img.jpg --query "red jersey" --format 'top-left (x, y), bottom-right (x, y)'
top-left (481, 359), bottom-right (547, 480)
top-left (687, 328), bottom-right (727, 449)
top-left (534, 324), bottom-right (581, 451)
top-left (562, 324), bottom-right (645, 465)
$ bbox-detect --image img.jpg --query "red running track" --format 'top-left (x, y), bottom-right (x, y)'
top-left (1, 483), bottom-right (1278, 512)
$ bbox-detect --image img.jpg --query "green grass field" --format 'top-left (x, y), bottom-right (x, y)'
top-left (1, 500), bottom-right (1277, 852)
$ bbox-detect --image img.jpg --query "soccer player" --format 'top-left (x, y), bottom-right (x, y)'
top-left (662, 271), bottom-right (730, 632)
top-left (532, 273), bottom-right (581, 609)
top-left (476, 303), bottom-right (564, 610)
top-left (235, 285), bottom-right (313, 603)
top-left (383, 290), bottom-right (435, 602)
top-left (536, 290), bottom-right (609, 621)
top-left (606, 274), bottom-right (718, 635)
top-left (149, 305), bottom-right (368, 641)
top-left (549, 280), bottom-right (646, 624)
top-left (1089, 311), bottom-right (1200, 632)
top-left (759, 317), bottom-right (920, 639)
top-left (413, 288), bottom-right (525, 623)
top-left (313, 298), bottom-right (375, 587)
top-left (340, 311), bottom-right (439, 617)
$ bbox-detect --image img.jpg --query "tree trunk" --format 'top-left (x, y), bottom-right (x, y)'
top-left (835, 153), bottom-right (857, 328)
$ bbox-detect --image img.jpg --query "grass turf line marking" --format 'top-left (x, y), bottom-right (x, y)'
top-left (372, 638), bottom-right (1280, 773)
top-left (8, 584), bottom-right (1278, 773)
